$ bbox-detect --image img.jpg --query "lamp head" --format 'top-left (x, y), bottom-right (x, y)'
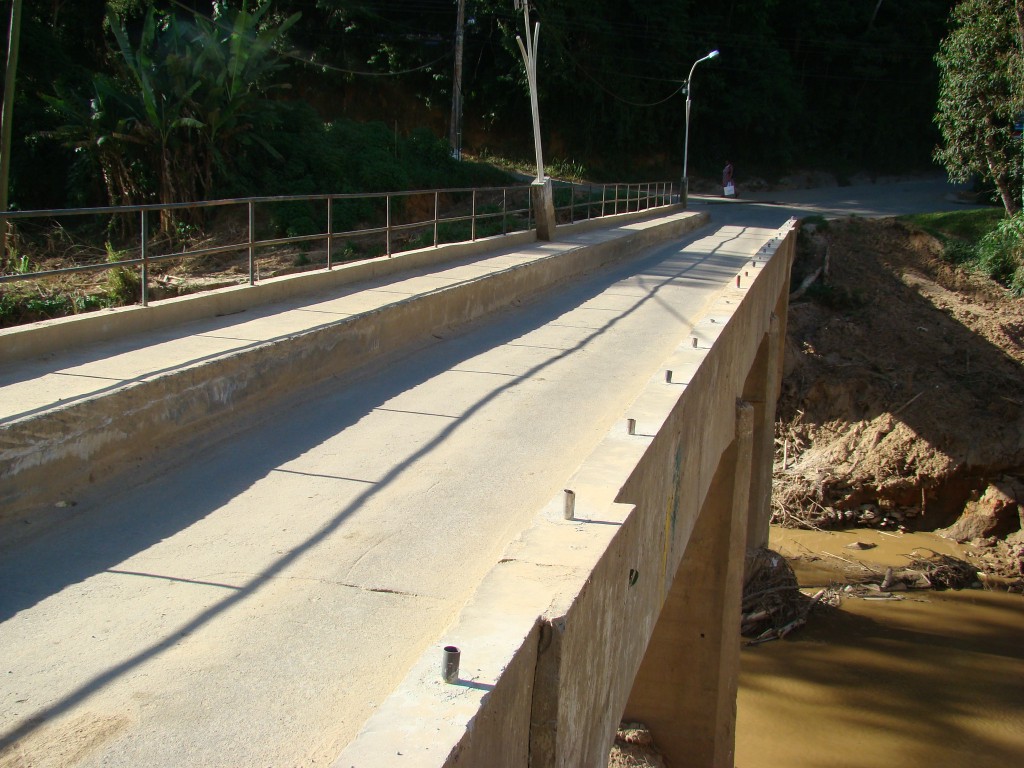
top-left (707, 50), bottom-right (720, 59)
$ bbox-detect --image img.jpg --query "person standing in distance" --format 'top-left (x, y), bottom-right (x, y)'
top-left (722, 160), bottom-right (735, 196)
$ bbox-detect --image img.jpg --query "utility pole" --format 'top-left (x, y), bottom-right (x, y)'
top-left (513, 0), bottom-right (555, 240)
top-left (0, 0), bottom-right (23, 261)
top-left (514, 0), bottom-right (543, 182)
top-left (1, 0), bottom-right (23, 213)
top-left (449, 0), bottom-right (466, 160)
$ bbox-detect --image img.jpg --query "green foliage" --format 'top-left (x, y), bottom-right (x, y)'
top-left (546, 158), bottom-right (587, 182)
top-left (0, 292), bottom-right (17, 327)
top-left (2, 252), bottom-right (33, 275)
top-left (11, 0), bottom-right (965, 211)
top-left (0, 289), bottom-right (71, 327)
top-left (975, 213), bottom-right (1024, 294)
top-left (104, 244), bottom-right (142, 306)
top-left (902, 208), bottom-right (1004, 265)
top-left (903, 208), bottom-right (1024, 295)
top-left (901, 209), bottom-right (1006, 243)
top-left (933, 0), bottom-right (1024, 215)
top-left (219, 102), bottom-right (513, 238)
top-left (40, 3), bottom-right (299, 227)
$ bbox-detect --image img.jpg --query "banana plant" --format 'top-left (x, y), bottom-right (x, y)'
top-left (43, 2), bottom-right (298, 233)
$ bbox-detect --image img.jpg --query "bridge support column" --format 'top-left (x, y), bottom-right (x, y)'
top-left (623, 401), bottom-right (753, 767)
top-left (742, 311), bottom-right (784, 553)
top-left (532, 178), bottom-right (557, 241)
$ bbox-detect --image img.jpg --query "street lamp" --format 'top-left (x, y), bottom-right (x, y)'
top-left (681, 49), bottom-right (719, 208)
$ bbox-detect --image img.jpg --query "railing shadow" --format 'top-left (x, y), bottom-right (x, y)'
top-left (0, 217), bottom-right (755, 752)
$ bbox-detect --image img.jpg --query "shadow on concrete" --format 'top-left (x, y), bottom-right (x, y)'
top-left (0, 218), bottom-right (760, 751)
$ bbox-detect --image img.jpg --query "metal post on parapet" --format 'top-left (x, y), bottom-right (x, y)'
top-left (515, 1), bottom-right (556, 240)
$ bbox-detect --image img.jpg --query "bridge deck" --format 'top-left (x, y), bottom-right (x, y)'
top-left (0, 216), bottom-right (780, 767)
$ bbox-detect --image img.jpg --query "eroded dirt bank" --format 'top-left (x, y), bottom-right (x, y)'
top-left (774, 216), bottom-right (1024, 578)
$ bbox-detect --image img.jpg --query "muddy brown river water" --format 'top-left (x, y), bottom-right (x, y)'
top-left (735, 528), bottom-right (1024, 768)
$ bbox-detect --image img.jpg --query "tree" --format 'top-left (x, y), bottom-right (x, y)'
top-left (934, 0), bottom-right (1024, 215)
top-left (41, 2), bottom-right (298, 230)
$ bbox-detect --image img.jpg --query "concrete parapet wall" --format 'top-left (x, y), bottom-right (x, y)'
top-left (0, 205), bottom-right (682, 366)
top-left (333, 222), bottom-right (797, 767)
top-left (0, 231), bottom-right (531, 366)
top-left (0, 210), bottom-right (703, 520)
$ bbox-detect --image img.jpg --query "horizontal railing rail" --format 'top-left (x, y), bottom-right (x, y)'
top-left (0, 181), bottom-right (676, 318)
top-left (552, 181), bottom-right (675, 225)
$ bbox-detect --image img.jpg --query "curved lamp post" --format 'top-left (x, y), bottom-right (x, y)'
top-left (681, 49), bottom-right (719, 208)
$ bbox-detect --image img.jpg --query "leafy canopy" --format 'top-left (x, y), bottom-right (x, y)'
top-left (934, 0), bottom-right (1024, 215)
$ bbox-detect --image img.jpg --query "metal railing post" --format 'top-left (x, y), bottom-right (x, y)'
top-left (0, 181), bottom-right (676, 317)
top-left (248, 200), bottom-right (255, 285)
top-left (327, 196), bottom-right (333, 269)
top-left (140, 209), bottom-right (149, 307)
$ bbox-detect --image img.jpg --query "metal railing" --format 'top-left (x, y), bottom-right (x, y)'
top-left (0, 180), bottom-right (676, 315)
top-left (553, 181), bottom-right (676, 224)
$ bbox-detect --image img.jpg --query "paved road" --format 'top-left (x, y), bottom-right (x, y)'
top-left (0, 178), bottom-right (976, 767)
top-left (691, 175), bottom-right (983, 226)
top-left (0, 219), bottom-right (779, 767)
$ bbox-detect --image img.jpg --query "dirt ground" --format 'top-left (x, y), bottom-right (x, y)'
top-left (774, 216), bottom-right (1024, 580)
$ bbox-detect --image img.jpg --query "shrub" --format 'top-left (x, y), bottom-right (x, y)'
top-left (104, 244), bottom-right (141, 305)
top-left (974, 212), bottom-right (1024, 293)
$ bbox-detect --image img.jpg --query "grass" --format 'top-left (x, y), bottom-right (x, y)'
top-left (899, 208), bottom-right (1005, 243)
top-left (467, 150), bottom-right (591, 183)
top-left (900, 208), bottom-right (1024, 296)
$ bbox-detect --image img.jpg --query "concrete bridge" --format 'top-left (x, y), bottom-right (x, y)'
top-left (2, 197), bottom-right (796, 766)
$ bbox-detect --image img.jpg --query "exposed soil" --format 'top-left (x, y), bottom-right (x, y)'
top-left (607, 723), bottom-right (665, 768)
top-left (774, 216), bottom-right (1024, 580)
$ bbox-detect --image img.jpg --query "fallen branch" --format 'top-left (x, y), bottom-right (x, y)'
top-left (789, 247), bottom-right (830, 301)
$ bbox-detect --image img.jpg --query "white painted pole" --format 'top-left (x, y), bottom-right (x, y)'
top-left (515, 4), bottom-right (544, 181)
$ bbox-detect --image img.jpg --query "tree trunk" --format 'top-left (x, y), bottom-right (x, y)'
top-left (989, 157), bottom-right (1021, 215)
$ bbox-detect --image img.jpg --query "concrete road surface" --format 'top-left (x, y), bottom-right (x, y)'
top-left (1, 220), bottom-right (777, 766)
top-left (690, 174), bottom-right (984, 226)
